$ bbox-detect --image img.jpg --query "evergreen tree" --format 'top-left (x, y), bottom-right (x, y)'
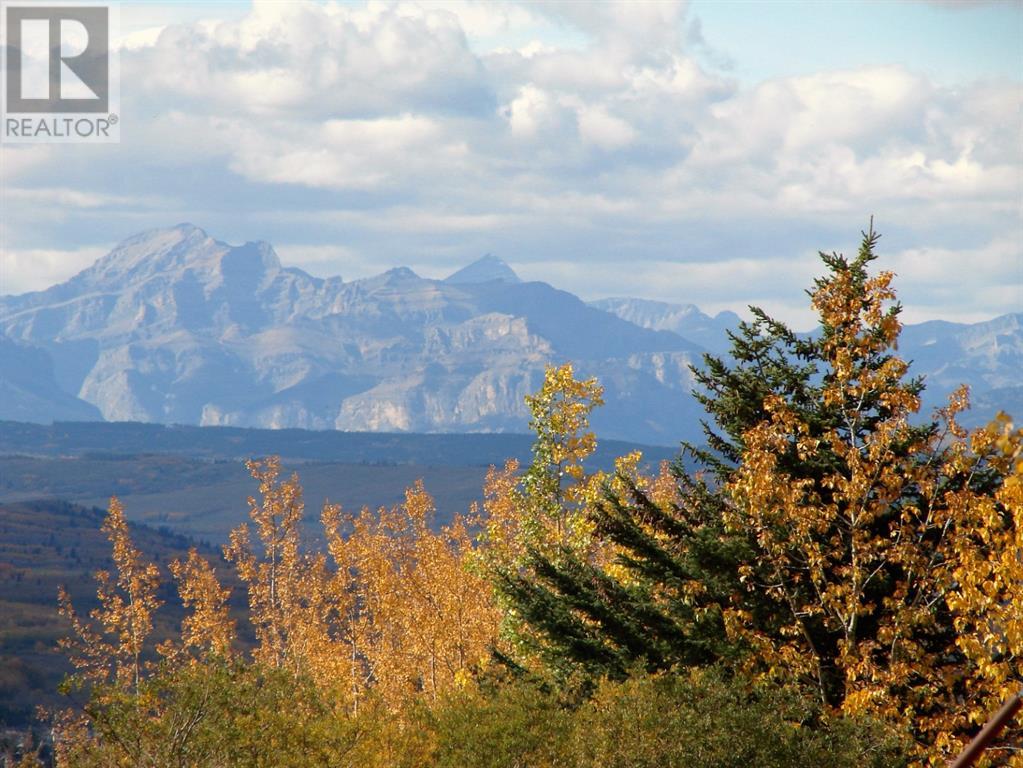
top-left (494, 461), bottom-right (746, 681)
top-left (691, 223), bottom-right (932, 484)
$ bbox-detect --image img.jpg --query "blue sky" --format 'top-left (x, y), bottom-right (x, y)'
top-left (691, 1), bottom-right (1022, 84)
top-left (1, 0), bottom-right (1020, 329)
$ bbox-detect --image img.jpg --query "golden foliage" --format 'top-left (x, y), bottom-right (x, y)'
top-left (723, 250), bottom-right (1022, 762)
top-left (326, 482), bottom-right (502, 708)
top-left (947, 414), bottom-right (1023, 764)
top-left (160, 547), bottom-right (235, 663)
top-left (219, 457), bottom-right (500, 710)
top-left (58, 497), bottom-right (161, 693)
top-left (474, 364), bottom-right (606, 569)
top-left (56, 455), bottom-right (500, 727)
top-left (471, 364), bottom-right (615, 660)
top-left (223, 457), bottom-right (323, 673)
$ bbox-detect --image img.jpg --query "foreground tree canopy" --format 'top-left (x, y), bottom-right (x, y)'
top-left (32, 227), bottom-right (1020, 768)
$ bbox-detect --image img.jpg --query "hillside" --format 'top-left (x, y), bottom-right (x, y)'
top-left (0, 420), bottom-right (677, 467)
top-left (0, 500), bottom-right (237, 728)
top-left (0, 454), bottom-right (489, 544)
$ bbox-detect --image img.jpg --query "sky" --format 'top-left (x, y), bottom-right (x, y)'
top-left (1, 0), bottom-right (1020, 330)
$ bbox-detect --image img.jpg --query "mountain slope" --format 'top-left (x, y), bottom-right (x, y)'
top-left (590, 297), bottom-right (740, 354)
top-left (0, 337), bottom-right (101, 423)
top-left (445, 254), bottom-right (521, 284)
top-left (595, 295), bottom-right (1021, 426)
top-left (899, 313), bottom-right (1023, 424)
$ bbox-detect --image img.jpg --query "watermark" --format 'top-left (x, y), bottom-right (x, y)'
top-left (2, 1), bottom-right (120, 143)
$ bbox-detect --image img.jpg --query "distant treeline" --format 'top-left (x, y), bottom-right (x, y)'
top-left (0, 421), bottom-right (678, 470)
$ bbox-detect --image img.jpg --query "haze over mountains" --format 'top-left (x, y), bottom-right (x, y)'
top-left (0, 224), bottom-right (1018, 445)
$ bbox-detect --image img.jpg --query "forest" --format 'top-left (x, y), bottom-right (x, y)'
top-left (8, 231), bottom-right (1021, 767)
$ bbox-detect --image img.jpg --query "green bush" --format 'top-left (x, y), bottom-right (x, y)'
top-left (423, 667), bottom-right (909, 768)
top-left (57, 661), bottom-right (910, 767)
top-left (429, 680), bottom-right (573, 768)
top-left (63, 661), bottom-right (359, 768)
top-left (569, 668), bottom-right (909, 768)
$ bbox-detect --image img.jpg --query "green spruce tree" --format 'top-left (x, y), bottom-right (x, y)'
top-left (494, 225), bottom-right (949, 694)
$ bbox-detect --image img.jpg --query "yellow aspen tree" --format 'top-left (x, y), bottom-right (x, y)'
top-left (722, 232), bottom-right (1019, 763)
top-left (332, 482), bottom-right (501, 709)
top-left (522, 363), bottom-right (604, 550)
top-left (947, 415), bottom-right (1023, 764)
top-left (473, 363), bottom-right (611, 665)
top-left (321, 501), bottom-right (370, 711)
top-left (222, 458), bottom-right (335, 683)
top-left (58, 497), bottom-right (162, 694)
top-left (54, 498), bottom-right (163, 767)
top-left (472, 460), bottom-right (523, 576)
top-left (160, 548), bottom-right (235, 662)
top-left (472, 364), bottom-right (605, 572)
top-left (401, 486), bottom-right (501, 700)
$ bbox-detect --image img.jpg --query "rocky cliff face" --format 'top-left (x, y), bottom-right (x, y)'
top-left (1, 224), bottom-right (1017, 443)
top-left (898, 313), bottom-right (1023, 425)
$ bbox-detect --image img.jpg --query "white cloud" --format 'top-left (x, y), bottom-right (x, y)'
top-left (3, 187), bottom-right (162, 209)
top-left (887, 237), bottom-right (1023, 323)
top-left (1, 0), bottom-right (1018, 328)
top-left (225, 114), bottom-right (470, 190)
top-left (0, 246), bottom-right (110, 295)
top-left (125, 0), bottom-right (490, 119)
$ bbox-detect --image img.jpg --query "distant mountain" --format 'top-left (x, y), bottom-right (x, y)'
top-left (898, 313), bottom-right (1023, 425)
top-left (595, 295), bottom-right (1022, 426)
top-left (0, 225), bottom-right (704, 445)
top-left (595, 294), bottom-right (1022, 425)
top-left (445, 255), bottom-right (521, 285)
top-left (0, 224), bottom-right (1017, 444)
top-left (0, 336), bottom-right (102, 422)
top-left (590, 297), bottom-right (740, 354)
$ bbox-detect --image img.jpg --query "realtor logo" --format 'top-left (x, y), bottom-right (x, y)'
top-left (2, 2), bottom-right (120, 143)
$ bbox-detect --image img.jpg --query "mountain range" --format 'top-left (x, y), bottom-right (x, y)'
top-left (0, 224), bottom-right (1018, 446)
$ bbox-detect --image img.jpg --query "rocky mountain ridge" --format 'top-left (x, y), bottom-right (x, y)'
top-left (1, 224), bottom-right (1017, 444)
top-left (0, 225), bottom-right (702, 444)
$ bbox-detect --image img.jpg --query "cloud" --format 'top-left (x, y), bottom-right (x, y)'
top-left (887, 237), bottom-right (1023, 324)
top-left (224, 114), bottom-right (471, 190)
top-left (683, 66), bottom-right (1020, 220)
top-left (0, 0), bottom-right (1018, 327)
top-left (3, 187), bottom-right (164, 209)
top-left (125, 1), bottom-right (493, 119)
top-left (0, 246), bottom-right (111, 295)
